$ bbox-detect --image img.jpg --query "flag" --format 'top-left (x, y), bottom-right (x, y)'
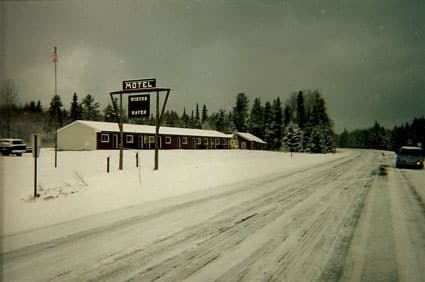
top-left (50, 47), bottom-right (57, 63)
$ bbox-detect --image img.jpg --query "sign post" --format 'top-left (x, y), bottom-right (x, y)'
top-left (32, 134), bottom-right (41, 198)
top-left (109, 78), bottom-right (170, 170)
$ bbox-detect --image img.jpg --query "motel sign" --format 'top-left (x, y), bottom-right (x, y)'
top-left (122, 78), bottom-right (156, 91)
top-left (128, 94), bottom-right (150, 118)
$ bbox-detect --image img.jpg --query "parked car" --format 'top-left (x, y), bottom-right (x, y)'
top-left (395, 146), bottom-right (424, 169)
top-left (0, 138), bottom-right (27, 156)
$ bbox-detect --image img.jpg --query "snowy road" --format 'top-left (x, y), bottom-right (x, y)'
top-left (1, 150), bottom-right (425, 281)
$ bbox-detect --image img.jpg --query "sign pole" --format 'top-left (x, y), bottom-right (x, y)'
top-left (34, 136), bottom-right (38, 198)
top-left (119, 92), bottom-right (124, 170)
top-left (110, 78), bottom-right (169, 171)
top-left (32, 134), bottom-right (40, 198)
top-left (155, 91), bottom-right (159, 170)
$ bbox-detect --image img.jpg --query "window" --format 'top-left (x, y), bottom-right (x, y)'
top-left (149, 136), bottom-right (155, 143)
top-left (101, 134), bottom-right (109, 143)
top-left (196, 138), bottom-right (201, 145)
top-left (165, 136), bottom-right (172, 144)
top-left (182, 137), bottom-right (188, 144)
top-left (222, 139), bottom-right (227, 145)
top-left (126, 135), bottom-right (134, 144)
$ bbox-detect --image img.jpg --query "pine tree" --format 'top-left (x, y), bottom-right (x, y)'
top-left (201, 104), bottom-right (208, 124)
top-left (194, 103), bottom-right (202, 129)
top-left (233, 92), bottom-right (249, 132)
top-left (103, 104), bottom-right (116, 122)
top-left (69, 92), bottom-right (82, 122)
top-left (215, 109), bottom-right (226, 132)
top-left (181, 108), bottom-right (190, 128)
top-left (263, 101), bottom-right (274, 149)
top-left (190, 110), bottom-right (195, 128)
top-left (36, 100), bottom-right (43, 112)
top-left (271, 97), bottom-right (283, 149)
top-left (283, 105), bottom-right (291, 127)
top-left (296, 91), bottom-right (306, 129)
top-left (81, 94), bottom-right (100, 121)
top-left (48, 94), bottom-right (64, 127)
top-left (248, 97), bottom-right (264, 139)
top-left (282, 123), bottom-right (301, 153)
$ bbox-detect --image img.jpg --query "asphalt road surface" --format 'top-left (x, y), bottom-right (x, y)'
top-left (1, 150), bottom-right (425, 281)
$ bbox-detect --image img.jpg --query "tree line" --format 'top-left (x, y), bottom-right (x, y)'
top-left (336, 117), bottom-right (425, 151)
top-left (1, 80), bottom-right (335, 152)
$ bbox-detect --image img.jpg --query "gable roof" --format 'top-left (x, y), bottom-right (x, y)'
top-left (235, 132), bottom-right (266, 144)
top-left (58, 120), bottom-right (232, 139)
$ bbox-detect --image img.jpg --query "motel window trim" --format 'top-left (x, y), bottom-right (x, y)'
top-left (149, 136), bottom-right (155, 143)
top-left (101, 134), bottom-right (110, 143)
top-left (182, 137), bottom-right (188, 144)
top-left (196, 138), bottom-right (201, 145)
top-left (126, 135), bottom-right (134, 144)
top-left (165, 136), bottom-right (172, 144)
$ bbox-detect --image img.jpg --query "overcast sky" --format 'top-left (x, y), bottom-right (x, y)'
top-left (1, 0), bottom-right (424, 132)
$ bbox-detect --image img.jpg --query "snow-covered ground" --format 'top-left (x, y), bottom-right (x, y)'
top-left (2, 149), bottom-right (425, 281)
top-left (0, 148), bottom-right (348, 236)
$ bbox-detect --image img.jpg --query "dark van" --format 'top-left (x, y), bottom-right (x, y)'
top-left (396, 146), bottom-right (424, 169)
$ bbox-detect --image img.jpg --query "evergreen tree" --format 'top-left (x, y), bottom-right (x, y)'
top-left (81, 94), bottom-right (100, 121)
top-left (189, 110), bottom-right (195, 128)
top-left (248, 97), bottom-right (264, 139)
top-left (215, 109), bottom-right (226, 132)
top-left (36, 100), bottom-right (43, 112)
top-left (194, 103), bottom-right (202, 129)
top-left (338, 128), bottom-right (349, 148)
top-left (263, 101), bottom-right (274, 149)
top-left (270, 97), bottom-right (283, 149)
top-left (69, 92), bottom-right (82, 122)
top-left (163, 110), bottom-right (181, 127)
top-left (201, 104), bottom-right (208, 124)
top-left (48, 94), bottom-right (64, 127)
top-left (233, 92), bottom-right (249, 132)
top-left (103, 104), bottom-right (116, 122)
top-left (296, 91), bottom-right (306, 129)
top-left (181, 108), bottom-right (190, 128)
top-left (283, 105), bottom-right (291, 127)
top-left (282, 123), bottom-right (302, 153)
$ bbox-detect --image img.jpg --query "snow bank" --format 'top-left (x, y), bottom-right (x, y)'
top-left (1, 149), bottom-right (350, 235)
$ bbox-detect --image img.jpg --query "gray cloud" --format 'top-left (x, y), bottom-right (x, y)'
top-left (2, 0), bottom-right (425, 132)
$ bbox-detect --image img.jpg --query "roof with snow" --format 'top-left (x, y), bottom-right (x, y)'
top-left (58, 120), bottom-right (232, 138)
top-left (235, 132), bottom-right (266, 144)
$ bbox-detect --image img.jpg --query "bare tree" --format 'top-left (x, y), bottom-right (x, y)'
top-left (0, 80), bottom-right (19, 136)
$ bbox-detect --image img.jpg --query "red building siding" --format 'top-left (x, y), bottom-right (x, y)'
top-left (96, 132), bottom-right (231, 150)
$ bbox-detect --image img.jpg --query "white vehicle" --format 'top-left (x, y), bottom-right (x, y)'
top-left (395, 146), bottom-right (424, 169)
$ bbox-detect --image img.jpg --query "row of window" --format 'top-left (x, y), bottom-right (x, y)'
top-left (100, 134), bottom-right (228, 145)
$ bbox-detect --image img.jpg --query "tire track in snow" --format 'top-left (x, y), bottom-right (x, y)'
top-left (73, 152), bottom-right (376, 282)
top-left (2, 151), bottom-right (374, 282)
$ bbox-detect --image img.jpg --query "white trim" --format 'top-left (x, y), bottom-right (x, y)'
top-left (165, 136), bottom-right (172, 144)
top-left (182, 137), bottom-right (188, 144)
top-left (101, 134), bottom-right (109, 143)
top-left (126, 135), bottom-right (134, 144)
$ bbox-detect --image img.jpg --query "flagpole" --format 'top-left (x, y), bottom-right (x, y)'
top-left (54, 46), bottom-right (58, 168)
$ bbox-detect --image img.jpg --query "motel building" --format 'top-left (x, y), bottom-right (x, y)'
top-left (57, 120), bottom-right (236, 151)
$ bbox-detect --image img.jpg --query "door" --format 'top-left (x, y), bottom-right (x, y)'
top-left (113, 134), bottom-right (119, 149)
top-left (138, 136), bottom-right (143, 149)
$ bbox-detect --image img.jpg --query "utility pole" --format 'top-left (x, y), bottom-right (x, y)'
top-left (51, 46), bottom-right (58, 168)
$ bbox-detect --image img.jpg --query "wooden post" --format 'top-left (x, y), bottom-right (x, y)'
top-left (155, 91), bottom-right (159, 170)
top-left (107, 156), bottom-right (110, 173)
top-left (34, 135), bottom-right (38, 198)
top-left (119, 92), bottom-right (124, 170)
